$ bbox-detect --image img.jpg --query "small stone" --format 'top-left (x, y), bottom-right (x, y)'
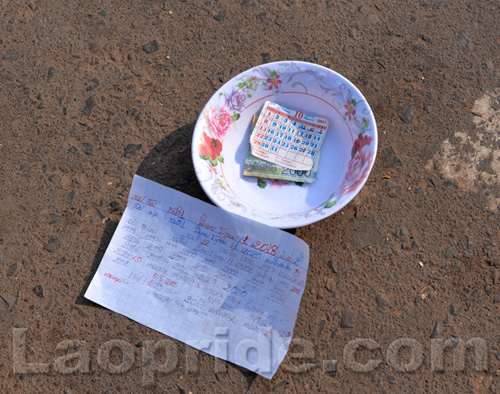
top-left (47, 66), bottom-right (56, 82)
top-left (467, 379), bottom-right (474, 388)
top-left (306, 51), bottom-right (319, 64)
top-left (213, 9), bottom-right (227, 21)
top-left (69, 146), bottom-right (78, 154)
top-left (142, 40), bottom-right (159, 54)
top-left (33, 285), bottom-right (44, 298)
top-left (86, 78), bottom-right (100, 92)
top-left (323, 359), bottom-right (338, 372)
top-left (48, 174), bottom-right (61, 184)
top-left (493, 270), bottom-right (499, 285)
top-left (373, 47), bottom-right (384, 56)
top-left (493, 295), bottom-right (500, 304)
top-left (449, 304), bottom-right (457, 315)
top-left (444, 246), bottom-right (454, 259)
top-left (453, 260), bottom-right (464, 272)
top-left (385, 180), bottom-right (403, 198)
top-left (152, 17), bottom-right (163, 25)
top-left (124, 143), bottom-right (142, 158)
top-left (347, 214), bottom-right (383, 250)
top-left (412, 42), bottom-right (423, 50)
top-left (348, 28), bottom-right (357, 38)
top-left (127, 108), bottom-right (139, 117)
top-left (110, 200), bottom-right (122, 213)
top-left (341, 310), bottom-right (355, 328)
top-left (400, 228), bottom-right (408, 236)
top-left (318, 319), bottom-right (326, 336)
top-left (328, 260), bottom-right (338, 273)
top-left (48, 214), bottom-right (62, 224)
top-left (44, 237), bottom-right (60, 253)
top-left (399, 106), bottom-right (415, 123)
top-left (7, 263), bottom-right (17, 277)
top-left (411, 241), bottom-right (420, 249)
top-left (81, 142), bottom-right (94, 156)
top-left (487, 258), bottom-right (499, 267)
top-left (459, 27), bottom-right (471, 47)
top-left (430, 321), bottom-right (439, 338)
top-left (19, 374), bottom-right (25, 381)
top-left (80, 96), bottom-right (96, 116)
top-left (256, 12), bottom-right (269, 22)
top-left (261, 53), bottom-right (271, 63)
top-left (382, 146), bottom-right (402, 168)
top-left (376, 294), bottom-right (391, 313)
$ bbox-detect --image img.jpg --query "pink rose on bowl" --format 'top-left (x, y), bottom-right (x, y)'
top-left (338, 148), bottom-right (373, 197)
top-left (351, 133), bottom-right (373, 159)
top-left (204, 108), bottom-right (232, 140)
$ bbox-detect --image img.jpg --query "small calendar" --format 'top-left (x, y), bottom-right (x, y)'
top-left (250, 101), bottom-right (329, 171)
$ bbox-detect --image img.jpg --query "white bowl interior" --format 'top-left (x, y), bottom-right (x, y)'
top-left (192, 61), bottom-right (377, 228)
top-left (224, 94), bottom-right (352, 215)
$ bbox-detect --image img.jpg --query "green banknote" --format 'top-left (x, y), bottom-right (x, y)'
top-left (243, 115), bottom-right (320, 183)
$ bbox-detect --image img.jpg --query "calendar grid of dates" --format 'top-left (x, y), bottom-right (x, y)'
top-left (250, 101), bottom-right (329, 171)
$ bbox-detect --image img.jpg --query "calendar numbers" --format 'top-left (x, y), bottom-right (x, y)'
top-left (250, 101), bottom-right (329, 171)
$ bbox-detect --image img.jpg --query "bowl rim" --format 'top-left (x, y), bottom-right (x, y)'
top-left (191, 60), bottom-right (378, 228)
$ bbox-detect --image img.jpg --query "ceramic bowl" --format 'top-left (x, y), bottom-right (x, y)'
top-left (192, 61), bottom-right (377, 228)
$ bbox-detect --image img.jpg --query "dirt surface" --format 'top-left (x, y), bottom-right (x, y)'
top-left (1, 0), bottom-right (500, 393)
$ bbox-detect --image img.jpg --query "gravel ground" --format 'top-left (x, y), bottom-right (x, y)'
top-left (1, 0), bottom-right (499, 393)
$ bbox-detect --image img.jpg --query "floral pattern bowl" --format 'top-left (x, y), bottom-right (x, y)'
top-left (191, 61), bottom-right (377, 228)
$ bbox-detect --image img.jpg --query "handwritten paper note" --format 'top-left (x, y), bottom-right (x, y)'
top-left (85, 175), bottom-right (309, 378)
